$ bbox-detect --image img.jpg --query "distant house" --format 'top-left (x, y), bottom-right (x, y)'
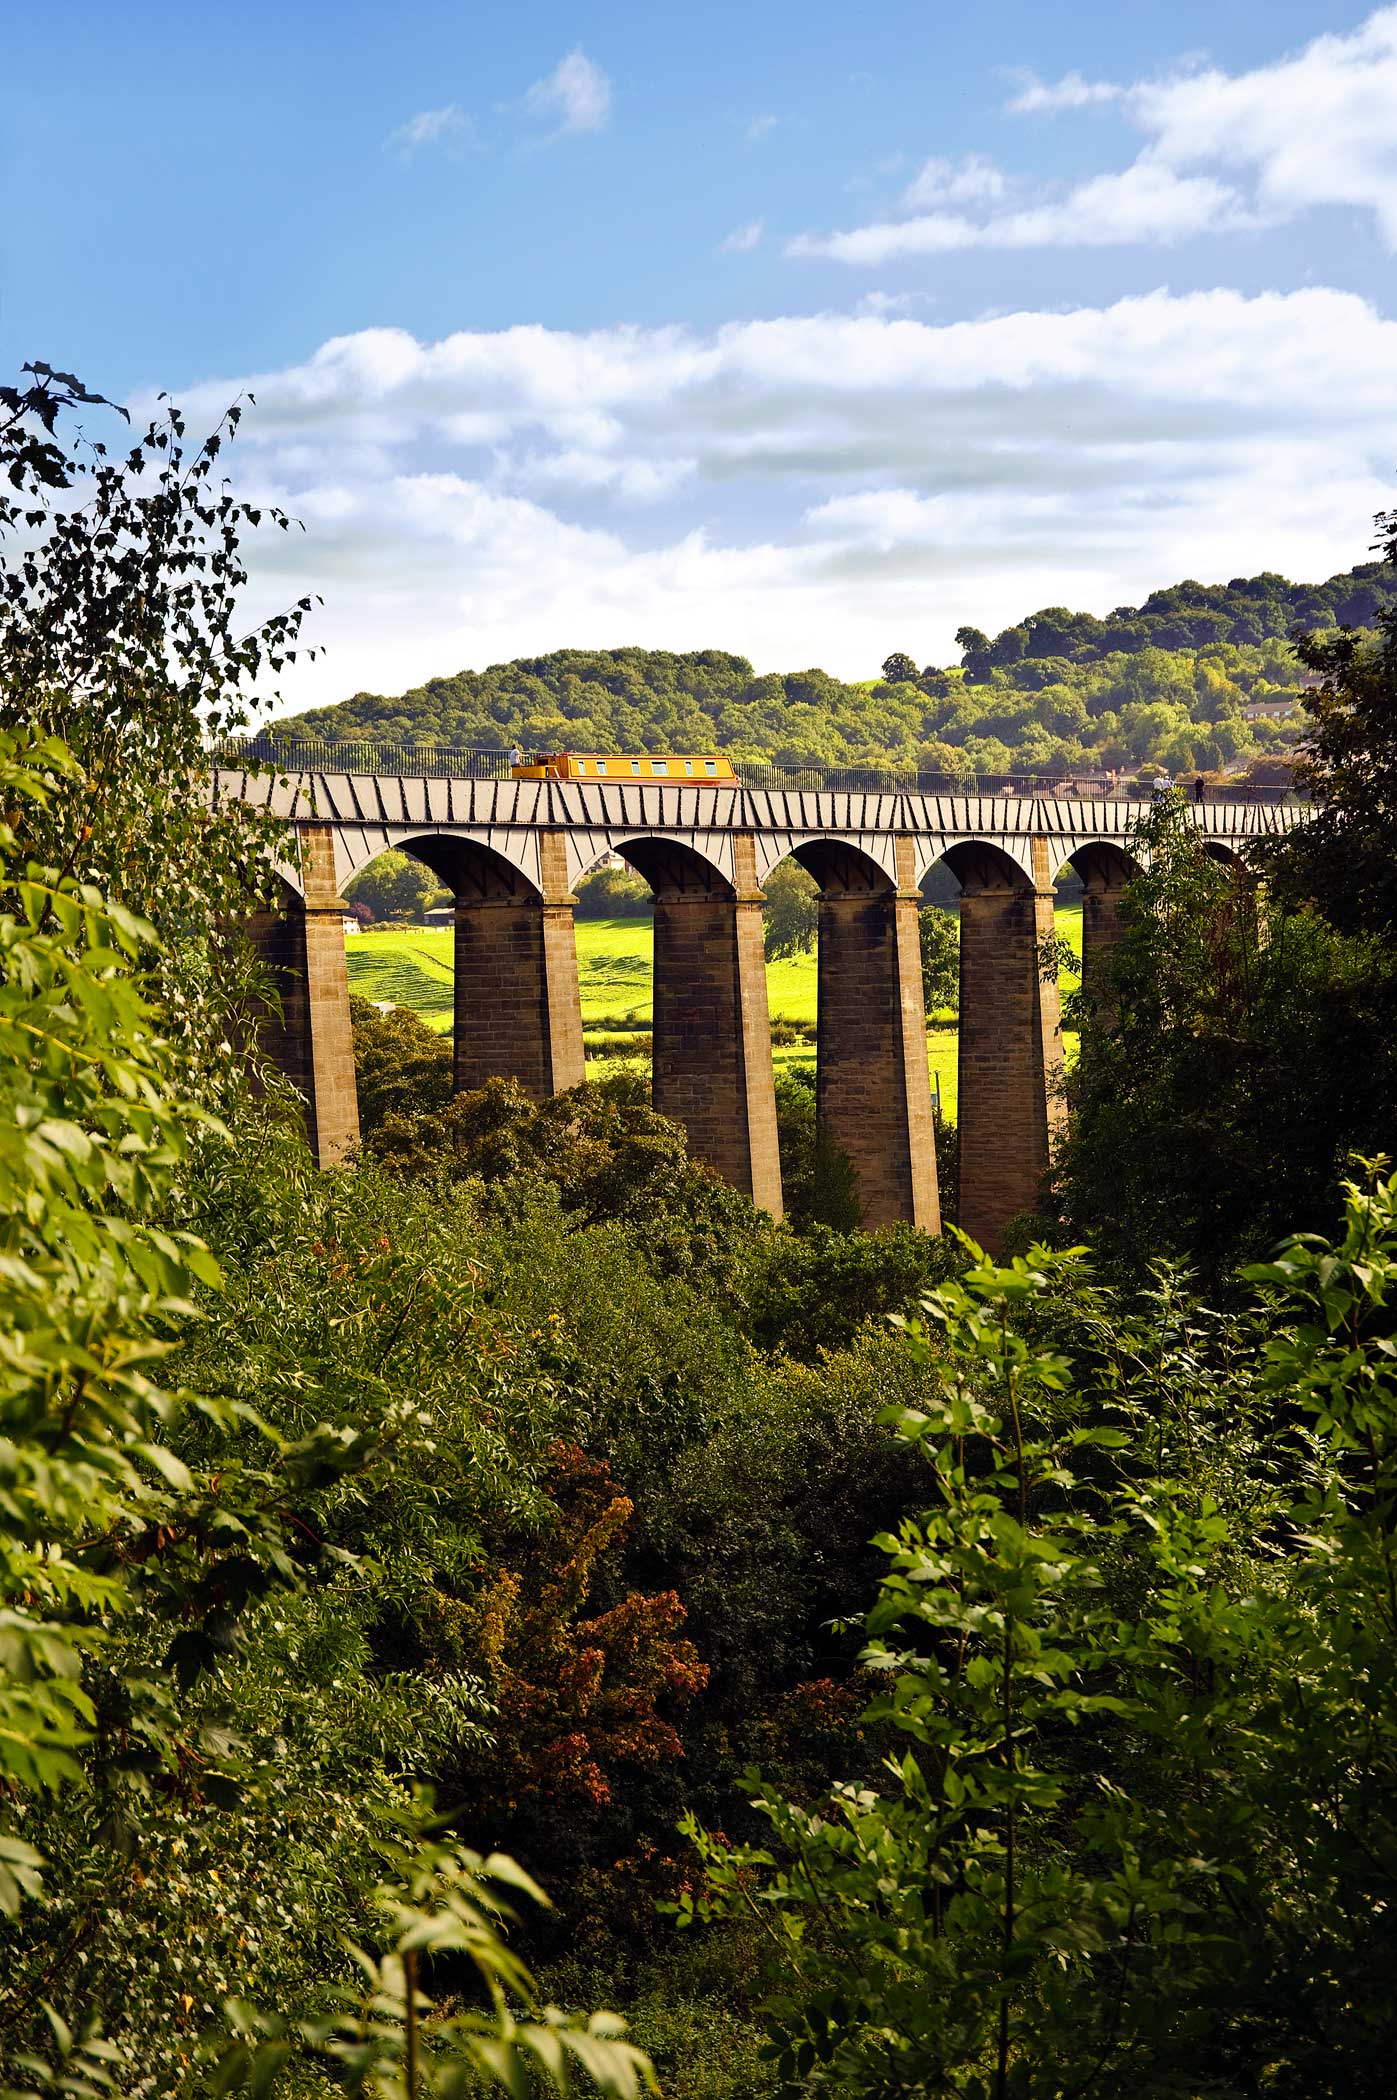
top-left (342, 915), bottom-right (362, 935)
top-left (1242, 698), bottom-right (1299, 722)
top-left (424, 905), bottom-right (455, 928)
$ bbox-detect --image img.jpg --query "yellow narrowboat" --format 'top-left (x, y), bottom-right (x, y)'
top-left (509, 751), bottom-right (738, 785)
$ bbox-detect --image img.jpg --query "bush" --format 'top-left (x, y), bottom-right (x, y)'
top-left (576, 864), bottom-right (654, 917)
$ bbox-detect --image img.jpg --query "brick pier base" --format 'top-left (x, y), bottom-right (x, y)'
top-left (647, 833), bottom-right (783, 1217)
top-left (247, 824), bottom-right (360, 1165)
top-left (955, 837), bottom-right (1065, 1250)
top-left (453, 832), bottom-right (585, 1097)
top-left (811, 837), bottom-right (939, 1231)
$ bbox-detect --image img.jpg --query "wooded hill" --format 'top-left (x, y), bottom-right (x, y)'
top-left (283, 558), bottom-right (1397, 780)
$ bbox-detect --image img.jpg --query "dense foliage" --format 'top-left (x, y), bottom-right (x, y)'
top-left (949, 557), bottom-right (1397, 674)
top-left (1050, 797), bottom-right (1397, 1283)
top-left (11, 359), bottom-right (1397, 2100)
top-left (1259, 507), bottom-right (1397, 936)
top-left (345, 850), bottom-right (450, 924)
top-left (279, 559), bottom-right (1397, 782)
top-left (0, 369), bottom-right (655, 2098)
top-left (686, 1197), bottom-right (1397, 2097)
top-left (1055, 507), bottom-right (1397, 1288)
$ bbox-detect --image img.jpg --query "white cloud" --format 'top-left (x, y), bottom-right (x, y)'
top-left (522, 48), bottom-right (612, 137)
top-left (901, 153), bottom-right (1012, 211)
top-left (1132, 8), bottom-right (1397, 244)
top-left (795, 6), bottom-right (1397, 258)
top-left (173, 289), bottom-right (1396, 705)
top-left (719, 218), bottom-right (764, 254)
top-left (854, 290), bottom-right (934, 317)
top-left (386, 104), bottom-right (473, 157)
top-left (1005, 68), bottom-right (1124, 114)
top-left (790, 163), bottom-right (1256, 261)
top-left (746, 114), bottom-right (779, 142)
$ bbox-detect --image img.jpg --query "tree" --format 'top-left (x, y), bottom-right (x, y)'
top-left (762, 858), bottom-right (820, 961)
top-left (880, 652), bottom-right (918, 684)
top-left (368, 1071), bottom-right (773, 1301)
top-left (0, 364), bottom-right (313, 1083)
top-left (346, 850), bottom-right (448, 922)
top-left (683, 1185), bottom-right (1397, 2097)
top-left (918, 904), bottom-right (958, 1015)
top-left (448, 1442), bottom-right (708, 1899)
top-left (575, 863), bottom-right (653, 919)
top-left (216, 1823), bottom-right (655, 2099)
top-left (1262, 506), bottom-right (1397, 935)
top-left (0, 370), bottom-right (652, 2094)
top-left (1053, 798), bottom-right (1397, 1283)
top-left (954, 625), bottom-right (992, 682)
top-left (351, 995), bottom-right (454, 1130)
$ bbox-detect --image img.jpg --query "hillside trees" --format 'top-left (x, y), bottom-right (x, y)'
top-left (278, 555), bottom-right (1388, 781)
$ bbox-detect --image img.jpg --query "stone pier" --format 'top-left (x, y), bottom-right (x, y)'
top-left (247, 824), bottom-right (360, 1166)
top-left (808, 836), bottom-right (939, 1231)
top-left (643, 832), bottom-right (783, 1217)
top-left (450, 831), bottom-right (586, 1098)
top-left (953, 836), bottom-right (1065, 1250)
top-left (1075, 841), bottom-right (1137, 1010)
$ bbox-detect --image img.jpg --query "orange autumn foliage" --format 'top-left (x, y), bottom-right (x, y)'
top-left (459, 1444), bottom-right (708, 1822)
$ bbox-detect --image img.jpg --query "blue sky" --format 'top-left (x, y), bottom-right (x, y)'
top-left (4, 2), bottom-right (1396, 703)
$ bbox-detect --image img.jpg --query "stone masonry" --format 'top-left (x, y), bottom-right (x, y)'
top-left (248, 824), bottom-right (360, 1167)
top-left (810, 835), bottom-right (940, 1231)
top-left (647, 832), bottom-right (783, 1217)
top-left (452, 830), bottom-right (586, 1098)
top-left (954, 835), bottom-right (1066, 1249)
top-left (225, 769), bottom-right (1301, 1248)
top-left (1075, 841), bottom-right (1137, 1005)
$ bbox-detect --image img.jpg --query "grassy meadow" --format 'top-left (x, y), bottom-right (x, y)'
top-left (347, 903), bottom-right (1084, 1121)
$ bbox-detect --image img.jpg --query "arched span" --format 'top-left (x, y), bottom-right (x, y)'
top-left (1202, 839), bottom-right (1248, 869)
top-left (333, 825), bottom-right (541, 896)
top-left (266, 855), bottom-right (305, 900)
top-left (610, 835), bottom-right (735, 900)
top-left (1053, 839), bottom-right (1143, 889)
top-left (780, 837), bottom-right (894, 897)
top-left (393, 832), bottom-right (543, 903)
top-left (754, 831), bottom-right (898, 889)
top-left (940, 839), bottom-right (1036, 896)
top-left (912, 834), bottom-right (1038, 891)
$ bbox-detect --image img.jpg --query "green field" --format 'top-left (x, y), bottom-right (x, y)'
top-left (347, 905), bottom-right (1083, 1121)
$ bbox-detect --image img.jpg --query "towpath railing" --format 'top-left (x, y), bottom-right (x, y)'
top-left (208, 735), bottom-right (1303, 806)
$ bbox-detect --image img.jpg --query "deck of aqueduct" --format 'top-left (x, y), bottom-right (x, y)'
top-left (222, 762), bottom-right (1302, 1248)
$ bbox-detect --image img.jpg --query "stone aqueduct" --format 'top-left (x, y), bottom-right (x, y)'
top-left (222, 765), bottom-right (1302, 1247)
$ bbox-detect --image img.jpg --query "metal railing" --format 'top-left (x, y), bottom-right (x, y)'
top-left (209, 736), bottom-right (1303, 806)
top-left (212, 735), bottom-right (515, 780)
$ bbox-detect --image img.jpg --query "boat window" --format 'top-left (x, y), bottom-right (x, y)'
top-left (630, 759), bottom-right (641, 775)
top-left (596, 760), bottom-right (607, 776)
top-left (652, 760), bottom-right (669, 776)
top-left (705, 760), bottom-right (717, 776)
top-left (684, 760), bottom-right (694, 775)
